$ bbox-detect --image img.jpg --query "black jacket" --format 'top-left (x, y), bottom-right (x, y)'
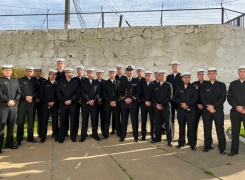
top-left (174, 83), bottom-right (198, 109)
top-left (227, 80), bottom-right (245, 109)
top-left (55, 70), bottom-right (66, 82)
top-left (57, 78), bottom-right (80, 103)
top-left (81, 79), bottom-right (101, 104)
top-left (0, 77), bottom-right (21, 105)
top-left (152, 82), bottom-right (173, 107)
top-left (33, 77), bottom-right (47, 99)
top-left (115, 74), bottom-right (127, 81)
top-left (18, 76), bottom-right (38, 102)
top-left (103, 79), bottom-right (120, 103)
top-left (140, 81), bottom-right (154, 103)
top-left (39, 80), bottom-right (58, 104)
top-left (200, 80), bottom-right (226, 110)
top-left (119, 77), bottom-right (141, 108)
top-left (95, 79), bottom-right (106, 99)
top-left (192, 80), bottom-right (207, 105)
top-left (166, 73), bottom-right (182, 93)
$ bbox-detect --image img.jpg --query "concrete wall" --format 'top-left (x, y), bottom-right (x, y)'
top-left (0, 25), bottom-right (245, 114)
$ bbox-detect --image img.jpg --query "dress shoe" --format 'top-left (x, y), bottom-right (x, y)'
top-left (227, 152), bottom-right (238, 156)
top-left (79, 138), bottom-right (85, 142)
top-left (94, 137), bottom-right (102, 141)
top-left (168, 142), bottom-right (173, 147)
top-left (27, 139), bottom-right (38, 143)
top-left (0, 149), bottom-right (2, 154)
top-left (151, 140), bottom-right (157, 143)
top-left (39, 139), bottom-right (45, 143)
top-left (141, 137), bottom-right (146, 141)
top-left (17, 141), bottom-right (21, 146)
top-left (119, 138), bottom-right (124, 142)
top-left (203, 146), bottom-right (214, 152)
top-left (58, 139), bottom-right (64, 143)
top-left (71, 138), bottom-right (77, 143)
top-left (162, 131), bottom-right (166, 135)
top-left (117, 134), bottom-right (121, 138)
top-left (191, 146), bottom-right (197, 151)
top-left (90, 134), bottom-right (93, 137)
top-left (55, 138), bottom-right (58, 142)
top-left (5, 144), bottom-right (18, 149)
top-left (110, 130), bottom-right (115, 134)
top-left (134, 138), bottom-right (140, 142)
top-left (103, 136), bottom-right (108, 140)
top-left (186, 142), bottom-right (189, 145)
top-left (86, 134), bottom-right (89, 137)
top-left (176, 145), bottom-right (184, 149)
top-left (220, 150), bottom-right (226, 155)
top-left (66, 132), bottom-right (69, 137)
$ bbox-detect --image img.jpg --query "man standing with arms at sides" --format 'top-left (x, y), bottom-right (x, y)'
top-left (0, 64), bottom-right (21, 154)
top-left (167, 61), bottom-right (182, 138)
top-left (55, 58), bottom-right (66, 81)
top-left (153, 70), bottom-right (159, 84)
top-left (17, 66), bottom-right (38, 146)
top-left (119, 65), bottom-right (141, 142)
top-left (57, 68), bottom-right (80, 143)
top-left (227, 65), bottom-right (245, 156)
top-left (73, 65), bottom-right (87, 137)
top-left (96, 70), bottom-right (106, 136)
top-left (201, 67), bottom-right (227, 154)
top-left (152, 70), bottom-right (173, 146)
top-left (174, 72), bottom-right (198, 150)
top-left (103, 69), bottom-right (121, 139)
top-left (33, 67), bottom-right (46, 138)
top-left (140, 71), bottom-right (154, 141)
top-left (39, 70), bottom-right (59, 143)
top-left (136, 67), bottom-right (146, 83)
top-left (80, 68), bottom-right (101, 142)
top-left (192, 68), bottom-right (207, 142)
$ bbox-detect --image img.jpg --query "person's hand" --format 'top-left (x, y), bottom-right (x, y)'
top-left (48, 102), bottom-right (55, 107)
top-left (145, 101), bottom-right (151, 106)
top-left (88, 100), bottom-right (94, 106)
top-left (197, 104), bottom-right (203, 110)
top-left (26, 96), bottom-right (32, 103)
top-left (110, 101), bottom-right (116, 107)
top-left (236, 106), bottom-right (244, 113)
top-left (207, 105), bottom-right (214, 111)
top-left (181, 103), bottom-right (188, 109)
top-left (35, 98), bottom-right (40, 103)
top-left (78, 98), bottom-right (82, 104)
top-left (156, 104), bottom-right (163, 110)
top-left (124, 98), bottom-right (132, 104)
top-left (64, 100), bottom-right (71, 105)
top-left (7, 100), bottom-right (15, 106)
top-left (210, 109), bottom-right (216, 113)
top-left (241, 110), bottom-right (245, 114)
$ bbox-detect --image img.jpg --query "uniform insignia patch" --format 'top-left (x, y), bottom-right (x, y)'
top-left (196, 86), bottom-right (198, 89)
top-left (206, 89), bottom-right (210, 91)
top-left (132, 84), bottom-right (137, 86)
top-left (24, 82), bottom-right (27, 84)
top-left (4, 82), bottom-right (7, 84)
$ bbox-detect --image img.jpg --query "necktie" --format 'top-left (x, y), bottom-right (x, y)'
top-left (128, 78), bottom-right (130, 82)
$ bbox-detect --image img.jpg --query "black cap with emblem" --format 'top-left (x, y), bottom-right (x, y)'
top-left (125, 65), bottom-right (135, 71)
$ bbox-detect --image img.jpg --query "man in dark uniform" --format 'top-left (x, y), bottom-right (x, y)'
top-left (57, 68), bottom-right (80, 143)
top-left (73, 65), bottom-right (87, 137)
top-left (192, 68), bottom-right (207, 142)
top-left (55, 58), bottom-right (66, 81)
top-left (33, 67), bottom-right (46, 137)
top-left (227, 65), bottom-right (245, 156)
top-left (153, 70), bottom-right (159, 84)
top-left (17, 66), bottom-right (38, 146)
top-left (201, 67), bottom-right (227, 154)
top-left (174, 72), bottom-right (198, 150)
top-left (39, 70), bottom-right (59, 143)
top-left (96, 70), bottom-right (106, 136)
top-left (152, 70), bottom-right (173, 146)
top-left (79, 68), bottom-right (101, 142)
top-left (103, 69), bottom-right (121, 139)
top-left (0, 64), bottom-right (21, 154)
top-left (118, 65), bottom-right (141, 142)
top-left (140, 71), bottom-right (154, 141)
top-left (136, 67), bottom-right (145, 127)
top-left (167, 61), bottom-right (182, 137)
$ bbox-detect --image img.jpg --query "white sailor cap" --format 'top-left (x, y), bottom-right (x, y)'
top-left (237, 65), bottom-right (245, 70)
top-left (86, 68), bottom-right (95, 72)
top-left (96, 69), bottom-right (104, 73)
top-left (207, 67), bottom-right (217, 72)
top-left (34, 66), bottom-right (42, 71)
top-left (76, 65), bottom-right (85, 69)
top-left (116, 64), bottom-right (124, 68)
top-left (154, 70), bottom-right (158, 74)
top-left (2, 64), bottom-right (14, 69)
top-left (125, 65), bottom-right (135, 71)
top-left (64, 68), bottom-right (73, 72)
top-left (56, 58), bottom-right (65, 62)
top-left (49, 69), bottom-right (57, 73)
top-left (181, 71), bottom-right (191, 77)
top-left (108, 69), bottom-right (117, 72)
top-left (171, 61), bottom-right (180, 65)
top-left (145, 71), bottom-right (153, 74)
top-left (136, 67), bottom-right (144, 71)
top-left (25, 66), bottom-right (35, 70)
top-left (196, 68), bottom-right (206, 73)
top-left (158, 70), bottom-right (167, 74)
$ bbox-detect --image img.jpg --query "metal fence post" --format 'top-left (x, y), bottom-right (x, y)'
top-left (47, 13), bottom-right (48, 29)
top-left (102, 12), bottom-right (104, 28)
top-left (221, 7), bottom-right (224, 24)
top-left (237, 17), bottom-right (240, 26)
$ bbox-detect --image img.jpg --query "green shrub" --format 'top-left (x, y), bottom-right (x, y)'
top-left (0, 67), bottom-right (26, 79)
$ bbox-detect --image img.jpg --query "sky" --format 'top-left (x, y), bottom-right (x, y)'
top-left (0, 0), bottom-right (245, 30)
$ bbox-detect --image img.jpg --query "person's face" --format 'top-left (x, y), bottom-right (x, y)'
top-left (158, 73), bottom-right (166, 82)
top-left (57, 62), bottom-right (65, 70)
top-left (207, 71), bottom-right (217, 81)
top-left (96, 72), bottom-right (104, 80)
top-left (77, 68), bottom-right (84, 77)
top-left (182, 75), bottom-right (191, 84)
top-left (238, 69), bottom-right (245, 80)
top-left (109, 71), bottom-right (116, 79)
top-left (145, 74), bottom-right (152, 82)
top-left (137, 70), bottom-right (144, 78)
top-left (117, 67), bottom-right (123, 75)
top-left (87, 71), bottom-right (94, 79)
top-left (26, 70), bottom-right (34, 78)
top-left (154, 73), bottom-right (158, 80)
top-left (126, 70), bottom-right (133, 77)
top-left (2, 68), bottom-right (12, 78)
top-left (197, 72), bottom-right (206, 82)
top-left (49, 72), bottom-right (57, 81)
top-left (172, 64), bottom-right (179, 73)
top-left (65, 71), bottom-right (73, 79)
top-left (34, 70), bottom-right (42, 78)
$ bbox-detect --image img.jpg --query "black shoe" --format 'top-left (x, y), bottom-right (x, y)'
top-left (79, 138), bottom-right (85, 142)
top-left (162, 131), bottom-right (166, 135)
top-left (90, 134), bottom-right (93, 137)
top-left (203, 146), bottom-right (214, 152)
top-left (151, 140), bottom-right (157, 143)
top-left (141, 137), bottom-right (146, 141)
top-left (86, 134), bottom-right (89, 137)
top-left (55, 138), bottom-right (58, 142)
top-left (176, 145), bottom-right (184, 149)
top-left (94, 137), bottom-right (102, 141)
top-left (119, 138), bottom-right (124, 142)
top-left (71, 138), bottom-right (77, 143)
top-left (5, 144), bottom-right (18, 149)
top-left (17, 141), bottom-right (21, 146)
top-left (134, 138), bottom-right (140, 142)
top-left (0, 149), bottom-right (2, 154)
top-left (117, 134), bottom-right (121, 138)
top-left (39, 139), bottom-right (45, 143)
top-left (227, 152), bottom-right (238, 156)
top-left (220, 150), bottom-right (226, 155)
top-left (186, 142), bottom-right (189, 145)
top-left (110, 130), bottom-right (115, 134)
top-left (27, 139), bottom-right (38, 143)
top-left (167, 142), bottom-right (173, 147)
top-left (58, 139), bottom-right (64, 143)
top-left (191, 146), bottom-right (197, 151)
top-left (103, 136), bottom-right (108, 140)
top-left (66, 133), bottom-right (69, 137)
top-left (51, 133), bottom-right (54, 137)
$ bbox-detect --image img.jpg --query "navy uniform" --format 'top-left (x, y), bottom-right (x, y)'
top-left (140, 71), bottom-right (154, 140)
top-left (57, 68), bottom-right (80, 143)
top-left (39, 70), bottom-right (59, 142)
top-left (200, 67), bottom-right (226, 154)
top-left (119, 65), bottom-right (141, 142)
top-left (0, 64), bottom-right (21, 153)
top-left (80, 68), bottom-right (101, 142)
top-left (17, 66), bottom-right (39, 145)
top-left (55, 58), bottom-right (66, 82)
top-left (174, 72), bottom-right (198, 150)
top-left (227, 65), bottom-right (245, 156)
top-left (152, 70), bottom-right (173, 145)
top-left (103, 69), bottom-right (121, 139)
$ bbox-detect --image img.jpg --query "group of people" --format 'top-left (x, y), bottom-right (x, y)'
top-left (0, 58), bottom-right (245, 157)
